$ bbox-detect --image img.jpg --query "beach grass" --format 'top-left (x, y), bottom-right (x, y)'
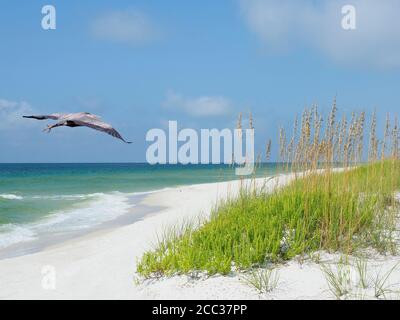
top-left (137, 103), bottom-right (400, 277)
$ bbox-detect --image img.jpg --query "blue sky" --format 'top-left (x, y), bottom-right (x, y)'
top-left (0, 0), bottom-right (399, 162)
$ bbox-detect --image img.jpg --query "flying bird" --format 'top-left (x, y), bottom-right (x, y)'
top-left (23, 112), bottom-right (132, 143)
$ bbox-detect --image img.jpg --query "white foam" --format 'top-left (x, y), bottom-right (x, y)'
top-left (31, 193), bottom-right (105, 201)
top-left (0, 192), bottom-right (134, 250)
top-left (0, 224), bottom-right (36, 249)
top-left (35, 192), bottom-right (133, 232)
top-left (0, 194), bottom-right (23, 200)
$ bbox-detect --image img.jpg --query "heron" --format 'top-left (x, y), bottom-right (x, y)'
top-left (23, 112), bottom-right (132, 143)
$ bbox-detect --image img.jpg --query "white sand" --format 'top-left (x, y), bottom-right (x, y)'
top-left (0, 173), bottom-right (399, 300)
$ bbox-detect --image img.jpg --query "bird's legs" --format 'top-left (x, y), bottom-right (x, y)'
top-left (43, 122), bottom-right (64, 133)
top-left (43, 125), bottom-right (51, 133)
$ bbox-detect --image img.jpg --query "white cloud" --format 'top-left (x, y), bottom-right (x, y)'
top-left (0, 99), bottom-right (18, 109)
top-left (0, 99), bottom-right (36, 130)
top-left (240, 0), bottom-right (400, 68)
top-left (163, 90), bottom-right (232, 117)
top-left (90, 9), bottom-right (157, 45)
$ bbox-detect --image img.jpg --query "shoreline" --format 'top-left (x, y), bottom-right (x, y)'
top-left (0, 174), bottom-right (288, 299)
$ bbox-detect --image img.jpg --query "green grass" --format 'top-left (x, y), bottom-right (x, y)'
top-left (137, 161), bottom-right (400, 278)
top-left (242, 268), bottom-right (280, 293)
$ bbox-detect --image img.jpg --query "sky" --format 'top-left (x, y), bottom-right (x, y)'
top-left (0, 0), bottom-right (399, 163)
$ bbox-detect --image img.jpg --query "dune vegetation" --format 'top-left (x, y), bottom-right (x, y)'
top-left (137, 101), bottom-right (400, 277)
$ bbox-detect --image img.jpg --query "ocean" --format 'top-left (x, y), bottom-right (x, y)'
top-left (0, 163), bottom-right (279, 252)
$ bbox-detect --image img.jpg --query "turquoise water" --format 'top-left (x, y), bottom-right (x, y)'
top-left (0, 163), bottom-right (279, 250)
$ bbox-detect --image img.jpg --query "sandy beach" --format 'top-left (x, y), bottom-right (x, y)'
top-left (0, 173), bottom-right (399, 300)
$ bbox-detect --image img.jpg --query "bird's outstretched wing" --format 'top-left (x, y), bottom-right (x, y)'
top-left (23, 113), bottom-right (64, 120)
top-left (70, 114), bottom-right (132, 144)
